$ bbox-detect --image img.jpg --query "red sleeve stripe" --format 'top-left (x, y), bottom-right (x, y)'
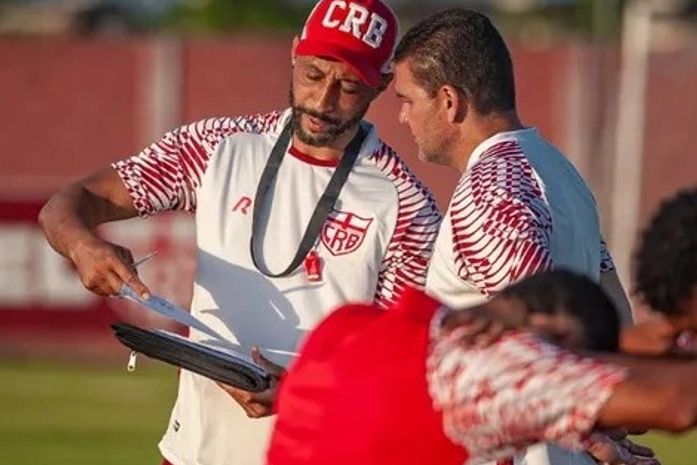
top-left (449, 142), bottom-right (553, 295)
top-left (112, 112), bottom-right (282, 216)
top-left (368, 143), bottom-right (442, 308)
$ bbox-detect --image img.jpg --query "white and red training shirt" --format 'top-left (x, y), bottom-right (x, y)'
top-left (426, 127), bottom-right (615, 309)
top-left (112, 108), bottom-right (441, 465)
top-left (428, 322), bottom-right (627, 465)
top-left (425, 128), bottom-right (616, 465)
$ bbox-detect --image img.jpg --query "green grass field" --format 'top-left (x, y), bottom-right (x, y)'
top-left (640, 432), bottom-right (697, 465)
top-left (0, 358), bottom-right (695, 464)
top-left (0, 358), bottom-right (177, 465)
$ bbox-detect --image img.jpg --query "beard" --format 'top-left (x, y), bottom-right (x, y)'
top-left (418, 145), bottom-right (451, 166)
top-left (416, 120), bottom-right (457, 168)
top-left (289, 87), bottom-right (369, 147)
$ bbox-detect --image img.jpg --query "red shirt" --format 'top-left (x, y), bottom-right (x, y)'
top-left (266, 287), bottom-right (468, 465)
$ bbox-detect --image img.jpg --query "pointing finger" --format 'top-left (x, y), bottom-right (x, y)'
top-left (112, 259), bottom-right (150, 298)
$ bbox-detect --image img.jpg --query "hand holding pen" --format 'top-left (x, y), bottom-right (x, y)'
top-left (67, 236), bottom-right (155, 299)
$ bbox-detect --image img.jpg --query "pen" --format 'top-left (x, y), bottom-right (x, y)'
top-left (131, 251), bottom-right (158, 270)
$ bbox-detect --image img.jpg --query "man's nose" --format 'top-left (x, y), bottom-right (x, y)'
top-left (312, 82), bottom-right (339, 114)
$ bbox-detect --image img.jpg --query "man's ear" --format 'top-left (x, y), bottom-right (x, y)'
top-left (438, 85), bottom-right (467, 123)
top-left (291, 36), bottom-right (299, 65)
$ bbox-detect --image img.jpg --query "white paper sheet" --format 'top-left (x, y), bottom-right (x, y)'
top-left (119, 284), bottom-right (227, 341)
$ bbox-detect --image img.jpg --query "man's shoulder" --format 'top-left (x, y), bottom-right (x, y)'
top-left (467, 138), bottom-right (531, 181)
top-left (455, 138), bottom-right (544, 209)
top-left (186, 110), bottom-right (285, 138)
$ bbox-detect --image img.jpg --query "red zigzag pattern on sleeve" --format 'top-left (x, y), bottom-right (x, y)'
top-left (369, 143), bottom-right (442, 308)
top-left (450, 141), bottom-right (553, 295)
top-left (113, 111), bottom-right (283, 216)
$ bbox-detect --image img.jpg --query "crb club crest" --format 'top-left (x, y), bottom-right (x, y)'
top-left (321, 210), bottom-right (373, 256)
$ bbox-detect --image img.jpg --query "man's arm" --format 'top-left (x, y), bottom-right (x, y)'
top-left (39, 116), bottom-right (243, 297)
top-left (596, 355), bottom-right (697, 432)
top-left (429, 330), bottom-right (625, 463)
top-left (428, 328), bottom-right (697, 464)
top-left (38, 166), bottom-right (148, 297)
top-left (373, 150), bottom-right (442, 308)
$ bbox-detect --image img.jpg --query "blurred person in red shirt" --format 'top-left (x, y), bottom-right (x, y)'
top-left (266, 187), bottom-right (697, 465)
top-left (266, 262), bottom-right (697, 465)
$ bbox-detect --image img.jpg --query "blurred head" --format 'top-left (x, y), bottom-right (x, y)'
top-left (491, 270), bottom-right (620, 352)
top-left (393, 8), bottom-right (516, 165)
top-left (635, 187), bottom-right (697, 318)
top-left (290, 0), bottom-right (398, 147)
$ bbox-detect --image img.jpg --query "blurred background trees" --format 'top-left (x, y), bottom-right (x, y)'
top-left (0, 0), bottom-right (695, 37)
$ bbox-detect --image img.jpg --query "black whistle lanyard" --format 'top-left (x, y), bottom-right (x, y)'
top-left (249, 119), bottom-right (368, 278)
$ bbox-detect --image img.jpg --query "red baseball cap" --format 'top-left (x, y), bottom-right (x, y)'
top-left (295, 0), bottom-right (399, 88)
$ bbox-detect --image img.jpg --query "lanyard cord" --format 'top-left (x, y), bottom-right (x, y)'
top-left (249, 120), bottom-right (367, 278)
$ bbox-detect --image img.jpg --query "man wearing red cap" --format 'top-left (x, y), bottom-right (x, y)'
top-left (38, 1), bottom-right (440, 465)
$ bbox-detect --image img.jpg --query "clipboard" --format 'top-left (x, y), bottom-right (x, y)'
top-left (112, 284), bottom-right (271, 392)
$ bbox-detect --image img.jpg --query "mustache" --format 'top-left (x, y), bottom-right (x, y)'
top-left (293, 106), bottom-right (341, 126)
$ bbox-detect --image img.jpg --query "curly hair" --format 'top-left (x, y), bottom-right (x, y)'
top-left (394, 8), bottom-right (516, 114)
top-left (500, 269), bottom-right (619, 352)
top-left (634, 187), bottom-right (697, 314)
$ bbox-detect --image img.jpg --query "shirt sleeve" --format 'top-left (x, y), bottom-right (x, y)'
top-left (370, 144), bottom-right (442, 308)
top-left (427, 330), bottom-right (627, 465)
top-left (599, 238), bottom-right (616, 274)
top-left (112, 112), bottom-right (282, 216)
top-left (450, 144), bottom-right (553, 296)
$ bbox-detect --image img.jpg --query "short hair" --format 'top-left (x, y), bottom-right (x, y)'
top-left (394, 8), bottom-right (516, 114)
top-left (499, 269), bottom-right (620, 352)
top-left (635, 187), bottom-right (697, 314)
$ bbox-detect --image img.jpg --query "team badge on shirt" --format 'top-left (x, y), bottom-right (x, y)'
top-left (321, 210), bottom-right (373, 256)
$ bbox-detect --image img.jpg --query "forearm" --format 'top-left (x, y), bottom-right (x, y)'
top-left (39, 169), bottom-right (137, 259)
top-left (595, 355), bottom-right (697, 432)
top-left (40, 185), bottom-right (105, 258)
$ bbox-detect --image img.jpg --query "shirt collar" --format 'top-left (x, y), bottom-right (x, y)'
top-left (466, 127), bottom-right (538, 172)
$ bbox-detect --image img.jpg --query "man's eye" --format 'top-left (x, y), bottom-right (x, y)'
top-left (306, 74), bottom-right (322, 81)
top-left (342, 86), bottom-right (359, 95)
